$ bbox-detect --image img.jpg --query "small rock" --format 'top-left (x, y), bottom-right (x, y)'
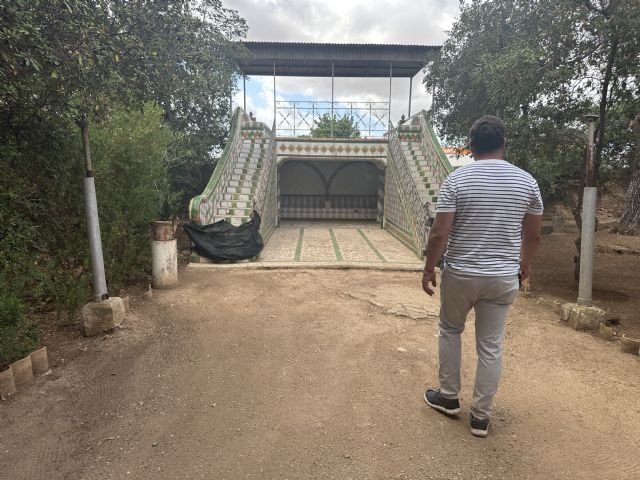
top-left (152, 442), bottom-right (158, 447)
top-left (397, 347), bottom-right (407, 353)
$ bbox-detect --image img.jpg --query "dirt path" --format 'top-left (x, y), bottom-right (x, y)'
top-left (534, 230), bottom-right (640, 338)
top-left (1, 269), bottom-right (639, 480)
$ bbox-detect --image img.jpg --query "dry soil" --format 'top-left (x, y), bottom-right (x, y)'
top-left (1, 267), bottom-right (640, 480)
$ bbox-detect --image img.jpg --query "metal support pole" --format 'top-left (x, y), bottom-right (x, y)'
top-left (79, 121), bottom-right (108, 303)
top-left (243, 75), bottom-right (246, 112)
top-left (293, 102), bottom-right (296, 137)
top-left (577, 114), bottom-right (599, 306)
top-left (388, 63), bottom-right (393, 130)
top-left (368, 103), bottom-right (372, 137)
top-left (331, 62), bottom-right (335, 139)
top-left (273, 61), bottom-right (276, 128)
top-left (408, 76), bottom-right (413, 118)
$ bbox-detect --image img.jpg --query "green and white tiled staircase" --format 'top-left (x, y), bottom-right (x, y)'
top-left (396, 118), bottom-right (451, 212)
top-left (189, 109), bottom-right (277, 233)
top-left (215, 133), bottom-right (267, 226)
top-left (383, 111), bottom-right (453, 256)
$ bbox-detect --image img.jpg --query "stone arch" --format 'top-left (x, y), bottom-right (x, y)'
top-left (278, 160), bottom-right (329, 195)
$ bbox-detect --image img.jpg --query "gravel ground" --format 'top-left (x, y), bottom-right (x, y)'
top-left (1, 268), bottom-right (639, 480)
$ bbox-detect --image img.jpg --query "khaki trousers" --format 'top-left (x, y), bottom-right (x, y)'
top-left (438, 267), bottom-right (519, 420)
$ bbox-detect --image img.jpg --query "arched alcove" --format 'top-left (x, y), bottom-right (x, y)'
top-left (278, 159), bottom-right (383, 220)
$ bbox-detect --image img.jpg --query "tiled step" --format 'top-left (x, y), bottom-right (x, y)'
top-left (226, 186), bottom-right (255, 195)
top-left (233, 167), bottom-right (263, 175)
top-left (228, 179), bottom-right (259, 188)
top-left (213, 216), bottom-right (250, 227)
top-left (219, 200), bottom-right (251, 209)
top-left (222, 193), bottom-right (252, 202)
top-left (230, 173), bottom-right (260, 183)
top-left (216, 207), bottom-right (252, 217)
top-left (235, 160), bottom-right (263, 169)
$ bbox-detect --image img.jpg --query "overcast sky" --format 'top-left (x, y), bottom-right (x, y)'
top-left (226, 0), bottom-right (461, 130)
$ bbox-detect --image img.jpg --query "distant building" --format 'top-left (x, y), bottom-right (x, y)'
top-left (443, 147), bottom-right (474, 169)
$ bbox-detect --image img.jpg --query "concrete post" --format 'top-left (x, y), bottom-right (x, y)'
top-left (151, 239), bottom-right (178, 289)
top-left (577, 114), bottom-right (599, 306)
top-left (150, 221), bottom-right (178, 289)
top-left (577, 187), bottom-right (597, 306)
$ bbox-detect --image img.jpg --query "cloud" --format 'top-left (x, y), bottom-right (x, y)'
top-left (227, 0), bottom-right (459, 44)
top-left (227, 0), bottom-right (460, 127)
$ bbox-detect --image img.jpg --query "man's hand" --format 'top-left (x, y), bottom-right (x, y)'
top-left (520, 213), bottom-right (541, 282)
top-left (422, 269), bottom-right (437, 296)
top-left (519, 261), bottom-right (531, 281)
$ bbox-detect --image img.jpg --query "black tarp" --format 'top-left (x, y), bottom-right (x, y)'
top-left (183, 211), bottom-right (264, 261)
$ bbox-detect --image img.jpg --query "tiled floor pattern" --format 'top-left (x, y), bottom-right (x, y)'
top-left (258, 221), bottom-right (421, 265)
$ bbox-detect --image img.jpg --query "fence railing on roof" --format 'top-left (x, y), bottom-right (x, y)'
top-left (275, 100), bottom-right (390, 138)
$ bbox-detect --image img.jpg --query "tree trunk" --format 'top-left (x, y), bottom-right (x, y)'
top-left (615, 169), bottom-right (640, 235)
top-left (614, 114), bottom-right (640, 235)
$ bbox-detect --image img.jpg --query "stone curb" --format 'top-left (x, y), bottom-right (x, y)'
top-left (187, 262), bottom-right (424, 272)
top-left (1, 346), bottom-right (50, 399)
top-left (621, 335), bottom-right (640, 355)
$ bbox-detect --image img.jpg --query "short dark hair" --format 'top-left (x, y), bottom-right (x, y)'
top-left (469, 115), bottom-right (505, 155)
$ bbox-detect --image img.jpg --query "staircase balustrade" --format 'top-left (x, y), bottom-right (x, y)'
top-left (387, 128), bottom-right (430, 257)
top-left (253, 121), bottom-right (278, 241)
top-left (417, 111), bottom-right (454, 185)
top-left (189, 108), bottom-right (248, 225)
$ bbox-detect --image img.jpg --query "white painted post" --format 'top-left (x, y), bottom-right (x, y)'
top-left (577, 187), bottom-right (597, 306)
top-left (577, 114), bottom-right (599, 306)
top-left (151, 239), bottom-right (178, 289)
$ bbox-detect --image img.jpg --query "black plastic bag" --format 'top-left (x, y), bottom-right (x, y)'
top-left (183, 211), bottom-right (264, 261)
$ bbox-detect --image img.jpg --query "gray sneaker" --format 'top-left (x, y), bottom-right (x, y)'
top-left (470, 414), bottom-right (489, 437)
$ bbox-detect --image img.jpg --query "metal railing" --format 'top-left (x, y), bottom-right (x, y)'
top-left (276, 100), bottom-right (390, 138)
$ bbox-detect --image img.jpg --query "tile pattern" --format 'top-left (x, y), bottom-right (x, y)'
top-left (280, 194), bottom-right (378, 220)
top-left (256, 221), bottom-right (421, 265)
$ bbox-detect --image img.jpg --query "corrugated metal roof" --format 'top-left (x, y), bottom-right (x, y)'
top-left (238, 42), bottom-right (440, 78)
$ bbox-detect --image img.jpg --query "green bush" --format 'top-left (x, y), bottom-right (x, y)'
top-left (0, 293), bottom-right (38, 367)
top-left (0, 103), bottom-right (176, 324)
top-left (90, 104), bottom-right (176, 291)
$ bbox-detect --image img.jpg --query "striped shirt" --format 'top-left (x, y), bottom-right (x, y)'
top-left (436, 159), bottom-right (544, 276)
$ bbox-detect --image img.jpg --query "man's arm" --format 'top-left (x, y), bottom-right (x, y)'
top-left (520, 213), bottom-right (542, 280)
top-left (422, 212), bottom-right (455, 296)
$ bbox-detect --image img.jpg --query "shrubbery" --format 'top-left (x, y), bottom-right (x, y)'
top-left (0, 104), bottom-right (175, 363)
top-left (0, 293), bottom-right (38, 367)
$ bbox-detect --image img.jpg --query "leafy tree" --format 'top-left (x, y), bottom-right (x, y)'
top-left (426, 0), bottom-right (640, 237)
top-left (310, 114), bottom-right (361, 138)
top-left (0, 0), bottom-right (247, 320)
top-left (0, 0), bottom-right (247, 198)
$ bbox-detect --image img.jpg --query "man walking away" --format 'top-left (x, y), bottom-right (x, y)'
top-left (421, 115), bottom-right (543, 437)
